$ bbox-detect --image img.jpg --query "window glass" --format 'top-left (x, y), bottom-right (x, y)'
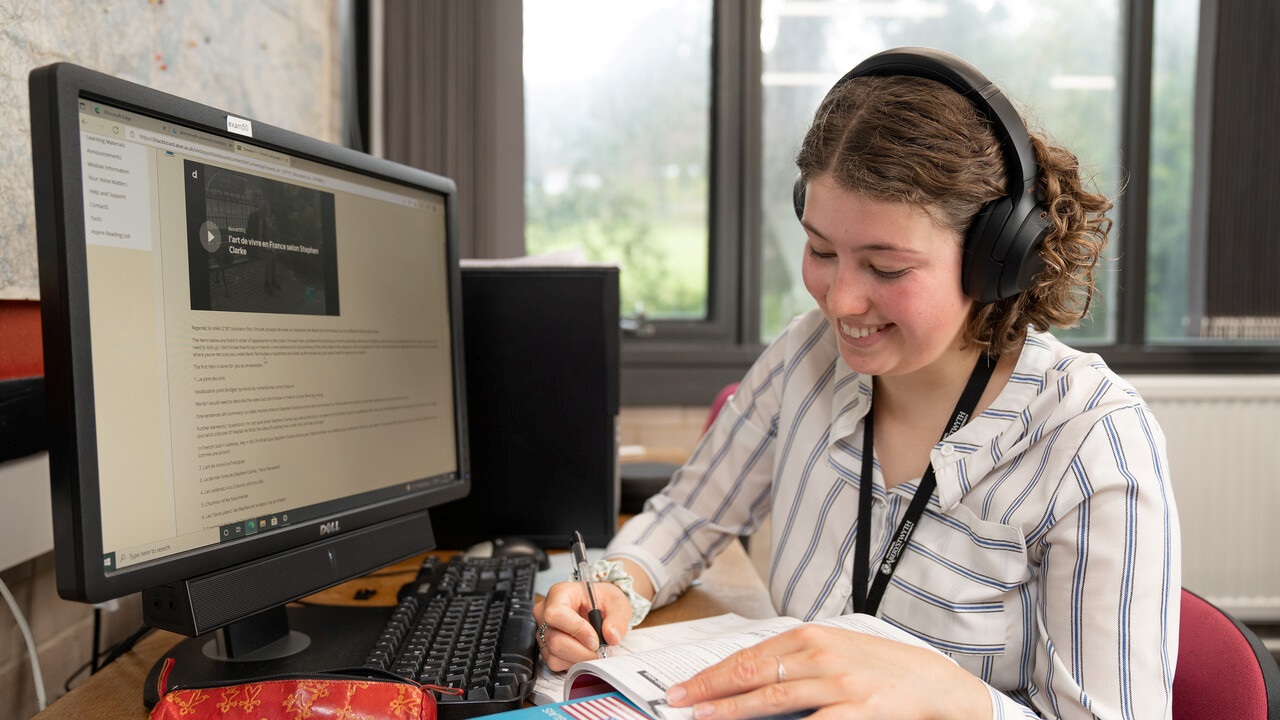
top-left (759, 0), bottom-right (1124, 343)
top-left (523, 0), bottom-right (714, 321)
top-left (1146, 0), bottom-right (1197, 342)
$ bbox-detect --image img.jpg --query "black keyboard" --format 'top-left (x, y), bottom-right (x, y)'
top-left (363, 554), bottom-right (541, 719)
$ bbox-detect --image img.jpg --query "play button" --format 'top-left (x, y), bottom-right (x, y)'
top-left (198, 220), bottom-right (222, 253)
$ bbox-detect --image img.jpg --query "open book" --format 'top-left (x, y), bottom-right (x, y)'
top-left (535, 613), bottom-right (949, 720)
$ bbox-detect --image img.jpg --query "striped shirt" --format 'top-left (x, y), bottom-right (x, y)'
top-left (609, 309), bottom-right (1180, 720)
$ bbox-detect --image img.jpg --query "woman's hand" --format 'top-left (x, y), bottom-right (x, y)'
top-left (533, 580), bottom-right (634, 671)
top-left (666, 624), bottom-right (991, 720)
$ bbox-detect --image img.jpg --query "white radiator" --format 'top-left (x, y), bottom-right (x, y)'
top-left (1131, 375), bottom-right (1280, 622)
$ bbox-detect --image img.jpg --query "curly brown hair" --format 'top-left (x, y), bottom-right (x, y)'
top-left (795, 74), bottom-right (1112, 356)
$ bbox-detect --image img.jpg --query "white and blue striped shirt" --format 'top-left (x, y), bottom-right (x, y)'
top-left (609, 309), bottom-right (1180, 720)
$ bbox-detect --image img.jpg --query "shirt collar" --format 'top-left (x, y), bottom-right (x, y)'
top-left (929, 332), bottom-right (1053, 509)
top-left (829, 352), bottom-right (872, 445)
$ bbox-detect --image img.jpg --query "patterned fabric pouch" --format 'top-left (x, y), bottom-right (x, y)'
top-left (149, 658), bottom-right (452, 720)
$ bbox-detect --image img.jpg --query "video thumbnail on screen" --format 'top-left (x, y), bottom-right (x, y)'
top-left (185, 161), bottom-right (340, 316)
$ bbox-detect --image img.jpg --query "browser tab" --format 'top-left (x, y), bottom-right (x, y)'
top-left (174, 125), bottom-right (234, 151)
top-left (95, 105), bottom-right (136, 124)
top-left (233, 141), bottom-right (290, 167)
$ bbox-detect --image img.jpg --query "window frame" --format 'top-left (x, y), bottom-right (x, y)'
top-left (1080, 0), bottom-right (1279, 375)
top-left (619, 0), bottom-right (1280, 407)
top-left (619, 1), bottom-right (766, 406)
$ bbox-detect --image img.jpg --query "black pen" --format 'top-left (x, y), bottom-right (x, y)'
top-left (570, 530), bottom-right (609, 658)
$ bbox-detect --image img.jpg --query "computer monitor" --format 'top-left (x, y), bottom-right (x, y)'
top-left (430, 265), bottom-right (621, 550)
top-left (29, 62), bottom-right (470, 696)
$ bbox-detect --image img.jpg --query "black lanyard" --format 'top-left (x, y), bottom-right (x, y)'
top-left (851, 353), bottom-right (999, 615)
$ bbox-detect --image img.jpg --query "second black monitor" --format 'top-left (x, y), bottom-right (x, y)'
top-left (431, 265), bottom-right (621, 549)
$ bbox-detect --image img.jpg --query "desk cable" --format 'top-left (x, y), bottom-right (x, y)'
top-left (62, 612), bottom-right (152, 692)
top-left (0, 574), bottom-right (47, 710)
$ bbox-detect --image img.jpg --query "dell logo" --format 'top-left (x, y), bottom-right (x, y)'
top-left (319, 521), bottom-right (340, 536)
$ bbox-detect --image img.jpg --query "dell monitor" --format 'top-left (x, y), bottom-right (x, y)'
top-left (29, 62), bottom-right (469, 698)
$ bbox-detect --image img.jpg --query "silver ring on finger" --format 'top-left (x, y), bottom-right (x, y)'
top-left (775, 655), bottom-right (787, 683)
top-left (538, 622), bottom-right (549, 647)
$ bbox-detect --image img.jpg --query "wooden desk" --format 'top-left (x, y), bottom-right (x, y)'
top-left (36, 541), bottom-right (774, 719)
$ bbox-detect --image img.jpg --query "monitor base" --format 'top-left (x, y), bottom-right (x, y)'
top-left (142, 603), bottom-right (391, 708)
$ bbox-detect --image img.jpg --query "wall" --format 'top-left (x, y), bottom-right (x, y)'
top-left (0, 555), bottom-right (142, 719)
top-left (617, 405), bottom-right (711, 464)
top-left (0, 0), bottom-right (345, 300)
top-left (1131, 375), bottom-right (1280, 621)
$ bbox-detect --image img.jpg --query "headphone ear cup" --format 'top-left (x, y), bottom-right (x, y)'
top-left (792, 175), bottom-right (806, 221)
top-left (964, 194), bottom-right (1050, 303)
top-left (964, 198), bottom-right (1011, 303)
top-left (1002, 201), bottom-right (1050, 297)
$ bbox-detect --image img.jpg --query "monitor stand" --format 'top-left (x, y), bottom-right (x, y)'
top-left (142, 603), bottom-right (391, 708)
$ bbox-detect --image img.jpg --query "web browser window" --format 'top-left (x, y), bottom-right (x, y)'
top-left (78, 99), bottom-right (458, 572)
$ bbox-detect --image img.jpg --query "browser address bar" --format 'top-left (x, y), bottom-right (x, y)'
top-left (126, 126), bottom-right (422, 209)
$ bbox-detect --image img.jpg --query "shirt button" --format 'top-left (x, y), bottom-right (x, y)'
top-left (939, 444), bottom-right (955, 457)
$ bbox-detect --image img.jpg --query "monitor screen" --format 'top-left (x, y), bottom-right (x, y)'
top-left (29, 62), bottom-right (469, 686)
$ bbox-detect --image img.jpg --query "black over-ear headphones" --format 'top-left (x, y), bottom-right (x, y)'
top-left (792, 47), bottom-right (1050, 303)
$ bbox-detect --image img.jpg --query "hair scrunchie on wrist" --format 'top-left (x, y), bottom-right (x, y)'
top-left (584, 559), bottom-right (651, 629)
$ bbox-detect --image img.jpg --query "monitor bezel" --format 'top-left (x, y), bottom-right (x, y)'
top-left (29, 62), bottom-right (471, 607)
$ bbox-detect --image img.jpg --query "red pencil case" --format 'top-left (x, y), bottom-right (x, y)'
top-left (149, 659), bottom-right (450, 720)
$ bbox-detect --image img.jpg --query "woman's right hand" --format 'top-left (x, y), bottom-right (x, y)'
top-left (533, 579), bottom-right (634, 671)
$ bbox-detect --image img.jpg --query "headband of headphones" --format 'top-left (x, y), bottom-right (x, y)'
top-left (796, 47), bottom-right (1050, 303)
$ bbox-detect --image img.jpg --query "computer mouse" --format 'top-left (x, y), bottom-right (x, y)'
top-left (464, 536), bottom-right (550, 570)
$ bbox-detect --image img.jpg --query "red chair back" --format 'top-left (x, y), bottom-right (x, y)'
top-left (1174, 588), bottom-right (1280, 720)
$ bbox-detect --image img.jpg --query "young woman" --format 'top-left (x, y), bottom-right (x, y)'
top-left (534, 48), bottom-right (1180, 720)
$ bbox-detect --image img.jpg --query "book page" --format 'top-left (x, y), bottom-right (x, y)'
top-left (531, 613), bottom-right (786, 705)
top-left (566, 616), bottom-right (802, 720)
